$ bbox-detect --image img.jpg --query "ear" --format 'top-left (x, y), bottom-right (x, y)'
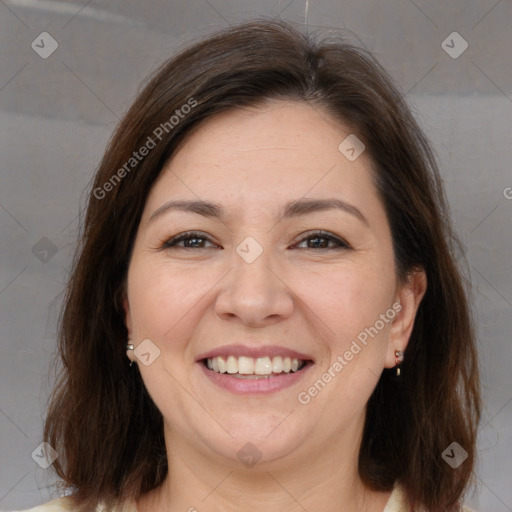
top-left (384, 268), bottom-right (427, 368)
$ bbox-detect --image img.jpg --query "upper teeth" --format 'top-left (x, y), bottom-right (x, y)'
top-left (206, 356), bottom-right (304, 375)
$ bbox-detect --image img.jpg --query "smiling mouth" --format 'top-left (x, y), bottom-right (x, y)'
top-left (203, 355), bottom-right (308, 379)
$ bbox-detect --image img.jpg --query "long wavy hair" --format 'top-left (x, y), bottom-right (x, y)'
top-left (44, 19), bottom-right (481, 512)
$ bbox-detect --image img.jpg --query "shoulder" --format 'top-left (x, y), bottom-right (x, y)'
top-left (384, 484), bottom-right (480, 512)
top-left (7, 498), bottom-right (73, 512)
top-left (7, 497), bottom-right (137, 512)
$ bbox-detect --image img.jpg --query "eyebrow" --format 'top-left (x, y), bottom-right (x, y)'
top-left (148, 197), bottom-right (369, 226)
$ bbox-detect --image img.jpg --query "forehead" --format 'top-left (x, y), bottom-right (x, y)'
top-left (145, 100), bottom-right (378, 216)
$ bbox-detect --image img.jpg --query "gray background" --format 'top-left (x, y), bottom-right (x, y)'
top-left (0, 0), bottom-right (511, 510)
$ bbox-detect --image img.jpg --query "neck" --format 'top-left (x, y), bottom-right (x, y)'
top-left (137, 418), bottom-right (392, 512)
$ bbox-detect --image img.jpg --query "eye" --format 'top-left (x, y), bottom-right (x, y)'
top-left (161, 231), bottom-right (219, 249)
top-left (160, 230), bottom-right (350, 251)
top-left (294, 231), bottom-right (351, 250)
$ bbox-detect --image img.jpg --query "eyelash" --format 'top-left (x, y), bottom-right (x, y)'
top-left (160, 230), bottom-right (351, 251)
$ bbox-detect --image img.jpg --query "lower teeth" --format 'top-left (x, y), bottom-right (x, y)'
top-left (221, 372), bottom-right (295, 379)
top-left (231, 373), bottom-right (288, 379)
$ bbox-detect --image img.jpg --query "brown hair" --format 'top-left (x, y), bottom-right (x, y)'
top-left (44, 19), bottom-right (481, 512)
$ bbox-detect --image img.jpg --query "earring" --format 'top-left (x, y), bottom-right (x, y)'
top-left (126, 341), bottom-right (135, 367)
top-left (395, 350), bottom-right (404, 377)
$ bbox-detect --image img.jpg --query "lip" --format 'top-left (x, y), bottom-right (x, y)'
top-left (196, 344), bottom-right (314, 362)
top-left (198, 359), bottom-right (314, 395)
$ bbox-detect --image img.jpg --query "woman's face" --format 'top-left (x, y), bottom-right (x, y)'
top-left (124, 100), bottom-right (424, 468)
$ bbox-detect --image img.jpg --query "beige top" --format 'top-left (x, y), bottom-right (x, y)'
top-left (10, 485), bottom-right (477, 511)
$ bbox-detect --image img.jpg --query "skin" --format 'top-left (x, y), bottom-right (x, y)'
top-left (124, 100), bottom-right (427, 512)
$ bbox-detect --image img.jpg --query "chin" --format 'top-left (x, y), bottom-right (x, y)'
top-left (200, 416), bottom-right (308, 468)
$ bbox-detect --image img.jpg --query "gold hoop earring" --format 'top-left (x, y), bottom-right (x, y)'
top-left (126, 341), bottom-right (135, 367)
top-left (395, 350), bottom-right (404, 377)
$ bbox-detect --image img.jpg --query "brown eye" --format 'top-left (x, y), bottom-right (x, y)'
top-left (162, 231), bottom-right (218, 249)
top-left (295, 231), bottom-right (350, 250)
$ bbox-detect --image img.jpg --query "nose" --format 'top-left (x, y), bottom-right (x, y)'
top-left (214, 244), bottom-right (294, 327)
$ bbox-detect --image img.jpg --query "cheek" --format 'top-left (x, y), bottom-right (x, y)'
top-left (296, 267), bottom-right (395, 413)
top-left (127, 258), bottom-right (225, 359)
top-left (293, 262), bottom-right (395, 347)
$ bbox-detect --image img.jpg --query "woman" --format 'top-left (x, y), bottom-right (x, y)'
top-left (19, 19), bottom-right (481, 512)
